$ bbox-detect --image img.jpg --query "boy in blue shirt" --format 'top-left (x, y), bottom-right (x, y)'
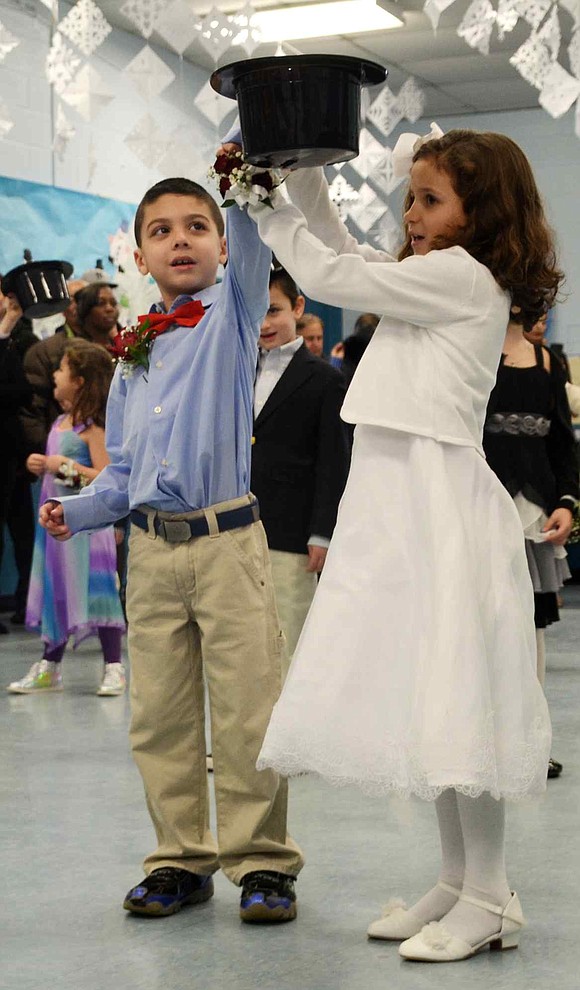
top-left (40, 176), bottom-right (304, 922)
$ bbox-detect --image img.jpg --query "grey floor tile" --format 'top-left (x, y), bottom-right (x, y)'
top-left (0, 593), bottom-right (578, 990)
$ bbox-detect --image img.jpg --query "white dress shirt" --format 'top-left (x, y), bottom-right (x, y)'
top-left (254, 336), bottom-right (304, 418)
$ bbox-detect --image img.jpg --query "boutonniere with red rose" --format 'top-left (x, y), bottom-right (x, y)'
top-left (208, 149), bottom-right (286, 209)
top-left (109, 300), bottom-right (206, 378)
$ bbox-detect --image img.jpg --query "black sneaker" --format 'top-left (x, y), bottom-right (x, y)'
top-left (239, 871), bottom-right (297, 924)
top-left (548, 757), bottom-right (563, 779)
top-left (123, 867), bottom-right (214, 916)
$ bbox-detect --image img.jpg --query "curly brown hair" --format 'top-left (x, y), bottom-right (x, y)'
top-left (397, 130), bottom-right (564, 327)
top-left (63, 339), bottom-right (114, 429)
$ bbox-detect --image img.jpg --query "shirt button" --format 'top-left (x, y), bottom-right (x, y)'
top-left (155, 360), bottom-right (163, 369)
top-left (161, 458), bottom-right (168, 466)
top-left (154, 405), bottom-right (162, 414)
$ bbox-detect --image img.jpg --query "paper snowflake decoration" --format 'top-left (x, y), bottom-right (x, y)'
top-left (58, 0), bottom-right (112, 57)
top-left (370, 146), bottom-right (405, 197)
top-left (61, 64), bottom-right (114, 121)
top-left (539, 61), bottom-right (580, 118)
top-left (346, 183), bottom-right (387, 235)
top-left (366, 85), bottom-right (404, 138)
top-left (510, 34), bottom-right (553, 90)
top-left (0, 97), bottom-right (13, 138)
top-left (125, 45), bottom-right (176, 102)
top-left (124, 113), bottom-right (166, 169)
top-left (46, 31), bottom-right (81, 95)
top-left (155, 0), bottom-right (203, 56)
top-left (515, 0), bottom-right (552, 31)
top-left (423, 0), bottom-right (457, 32)
top-left (496, 0), bottom-right (519, 40)
top-left (568, 27), bottom-right (580, 79)
top-left (397, 77), bottom-right (425, 123)
top-left (121, 0), bottom-right (165, 40)
top-left (53, 104), bottom-right (76, 160)
top-left (194, 78), bottom-right (233, 127)
top-left (536, 4), bottom-right (561, 61)
top-left (368, 205), bottom-right (401, 255)
top-left (351, 127), bottom-right (385, 180)
top-left (230, 3), bottom-right (262, 57)
top-left (0, 20), bottom-right (19, 62)
top-left (195, 7), bottom-right (235, 61)
top-left (457, 0), bottom-right (497, 56)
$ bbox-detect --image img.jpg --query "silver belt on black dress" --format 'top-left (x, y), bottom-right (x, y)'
top-left (484, 412), bottom-right (551, 437)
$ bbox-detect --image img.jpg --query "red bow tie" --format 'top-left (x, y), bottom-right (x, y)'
top-left (138, 299), bottom-right (206, 335)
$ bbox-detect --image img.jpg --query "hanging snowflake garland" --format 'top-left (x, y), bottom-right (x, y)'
top-left (53, 103), bottom-right (76, 160)
top-left (230, 2), bottom-right (262, 57)
top-left (125, 45), bottom-right (176, 102)
top-left (121, 0), bottom-right (165, 40)
top-left (195, 7), bottom-right (235, 61)
top-left (346, 182), bottom-right (387, 235)
top-left (61, 64), bottom-right (115, 121)
top-left (457, 0), bottom-right (497, 56)
top-left (396, 77), bottom-right (425, 123)
top-left (539, 61), bottom-right (580, 118)
top-left (0, 20), bottom-right (19, 62)
top-left (514, 0), bottom-right (553, 31)
top-left (568, 28), bottom-right (580, 79)
top-left (536, 4), bottom-right (561, 62)
top-left (510, 34), bottom-right (553, 90)
top-left (155, 0), bottom-right (203, 56)
top-left (194, 78), bottom-right (233, 127)
top-left (496, 0), bottom-right (519, 40)
top-left (58, 0), bottom-right (112, 57)
top-left (124, 113), bottom-right (166, 170)
top-left (366, 86), bottom-right (404, 138)
top-left (46, 32), bottom-right (81, 95)
top-left (423, 0), bottom-right (457, 32)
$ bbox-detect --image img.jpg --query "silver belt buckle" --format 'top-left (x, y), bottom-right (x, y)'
top-left (160, 519), bottom-right (192, 543)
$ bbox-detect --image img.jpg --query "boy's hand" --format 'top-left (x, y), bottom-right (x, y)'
top-left (215, 141), bottom-right (242, 158)
top-left (39, 500), bottom-right (72, 541)
top-left (306, 545), bottom-right (328, 573)
top-left (26, 453), bottom-right (46, 476)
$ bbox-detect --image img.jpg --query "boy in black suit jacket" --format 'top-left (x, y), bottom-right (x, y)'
top-left (252, 269), bottom-right (350, 666)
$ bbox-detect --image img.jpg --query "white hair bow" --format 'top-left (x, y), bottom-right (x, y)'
top-left (391, 121), bottom-right (444, 179)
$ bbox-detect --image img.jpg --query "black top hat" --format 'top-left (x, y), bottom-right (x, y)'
top-left (210, 54), bottom-right (387, 169)
top-left (2, 260), bottom-right (74, 318)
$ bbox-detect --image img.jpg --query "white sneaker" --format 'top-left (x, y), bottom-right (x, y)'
top-left (7, 659), bottom-right (63, 694)
top-left (97, 663), bottom-right (126, 696)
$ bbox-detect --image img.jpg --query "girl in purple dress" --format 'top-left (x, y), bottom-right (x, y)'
top-left (7, 340), bottom-right (126, 696)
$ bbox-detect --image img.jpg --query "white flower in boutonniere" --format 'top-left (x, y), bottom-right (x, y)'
top-left (208, 150), bottom-right (287, 209)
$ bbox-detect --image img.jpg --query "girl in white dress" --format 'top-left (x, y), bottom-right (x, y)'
top-left (235, 126), bottom-right (562, 961)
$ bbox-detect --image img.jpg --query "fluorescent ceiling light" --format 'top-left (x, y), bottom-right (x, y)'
top-left (234, 1), bottom-right (403, 44)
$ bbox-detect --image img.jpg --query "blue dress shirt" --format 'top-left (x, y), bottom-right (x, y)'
top-left (63, 204), bottom-right (271, 533)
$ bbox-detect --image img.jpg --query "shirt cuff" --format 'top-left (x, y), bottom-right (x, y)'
top-left (308, 535), bottom-right (330, 549)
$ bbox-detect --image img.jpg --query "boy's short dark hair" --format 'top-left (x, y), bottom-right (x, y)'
top-left (134, 178), bottom-right (224, 246)
top-left (269, 267), bottom-right (301, 307)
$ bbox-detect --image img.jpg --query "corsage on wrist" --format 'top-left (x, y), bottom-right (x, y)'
top-left (208, 150), bottom-right (286, 209)
top-left (55, 458), bottom-right (87, 489)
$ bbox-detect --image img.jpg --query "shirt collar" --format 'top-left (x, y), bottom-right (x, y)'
top-left (150, 282), bottom-right (221, 315)
top-left (259, 336), bottom-right (304, 361)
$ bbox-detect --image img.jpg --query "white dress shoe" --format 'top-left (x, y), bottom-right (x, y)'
top-left (367, 881), bottom-right (461, 941)
top-left (399, 891), bottom-right (525, 962)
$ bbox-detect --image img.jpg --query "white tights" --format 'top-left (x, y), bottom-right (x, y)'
top-left (410, 790), bottom-right (512, 943)
top-left (536, 628), bottom-right (546, 687)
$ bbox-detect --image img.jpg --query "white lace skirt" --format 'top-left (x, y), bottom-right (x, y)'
top-left (258, 425), bottom-right (551, 801)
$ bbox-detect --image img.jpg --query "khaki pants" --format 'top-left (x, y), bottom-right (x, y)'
top-left (126, 495), bottom-right (304, 884)
top-left (269, 549), bottom-right (317, 672)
